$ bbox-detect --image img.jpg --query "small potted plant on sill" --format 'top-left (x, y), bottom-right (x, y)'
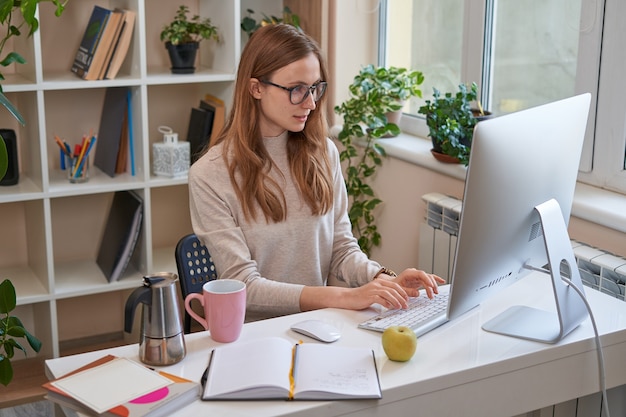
top-left (241, 6), bottom-right (301, 39)
top-left (334, 65), bottom-right (423, 255)
top-left (418, 82), bottom-right (491, 166)
top-left (351, 64), bottom-right (424, 134)
top-left (160, 5), bottom-right (220, 74)
top-left (0, 279), bottom-right (42, 386)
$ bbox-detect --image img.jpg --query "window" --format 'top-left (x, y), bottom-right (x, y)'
top-left (382, 0), bottom-right (626, 195)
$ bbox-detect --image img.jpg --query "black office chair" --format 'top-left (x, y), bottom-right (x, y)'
top-left (175, 233), bottom-right (218, 333)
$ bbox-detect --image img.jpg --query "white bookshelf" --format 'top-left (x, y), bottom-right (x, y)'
top-left (0, 0), bottom-right (243, 359)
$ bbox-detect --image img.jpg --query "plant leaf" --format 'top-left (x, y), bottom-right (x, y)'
top-left (0, 133), bottom-right (7, 179)
top-left (0, 356), bottom-right (13, 386)
top-left (0, 279), bottom-right (16, 314)
top-left (0, 92), bottom-right (25, 125)
top-left (25, 330), bottom-right (42, 352)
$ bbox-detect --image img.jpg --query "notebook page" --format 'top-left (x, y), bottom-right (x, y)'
top-left (204, 337), bottom-right (292, 398)
top-left (294, 344), bottom-right (381, 398)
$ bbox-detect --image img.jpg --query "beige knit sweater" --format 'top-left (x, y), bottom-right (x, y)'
top-left (188, 132), bottom-right (381, 321)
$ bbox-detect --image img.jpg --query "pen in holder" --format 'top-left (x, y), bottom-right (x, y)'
top-left (66, 154), bottom-right (89, 183)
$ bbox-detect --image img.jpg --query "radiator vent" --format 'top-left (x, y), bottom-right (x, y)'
top-left (419, 192), bottom-right (626, 301)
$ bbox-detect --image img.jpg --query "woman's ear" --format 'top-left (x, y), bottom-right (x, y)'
top-left (249, 78), bottom-right (263, 100)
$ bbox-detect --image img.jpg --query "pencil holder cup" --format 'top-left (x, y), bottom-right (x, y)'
top-left (66, 155), bottom-right (89, 183)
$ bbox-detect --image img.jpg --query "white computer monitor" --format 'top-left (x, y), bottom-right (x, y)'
top-left (446, 93), bottom-right (592, 343)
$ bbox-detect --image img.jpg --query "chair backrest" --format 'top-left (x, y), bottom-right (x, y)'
top-left (174, 233), bottom-right (217, 333)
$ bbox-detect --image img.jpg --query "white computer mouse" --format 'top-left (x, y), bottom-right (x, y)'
top-left (290, 319), bottom-right (341, 343)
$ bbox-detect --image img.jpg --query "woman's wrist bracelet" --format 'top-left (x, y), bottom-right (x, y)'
top-left (374, 267), bottom-right (397, 279)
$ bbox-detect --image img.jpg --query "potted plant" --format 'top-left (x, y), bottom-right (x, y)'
top-left (351, 64), bottom-right (424, 129)
top-left (418, 82), bottom-right (490, 166)
top-left (160, 5), bottom-right (220, 74)
top-left (1, 279), bottom-right (42, 386)
top-left (240, 6), bottom-right (301, 39)
top-left (334, 65), bottom-right (424, 255)
top-left (0, 0), bottom-right (67, 386)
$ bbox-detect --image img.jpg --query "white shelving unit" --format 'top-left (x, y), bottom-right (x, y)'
top-left (0, 0), bottom-right (241, 359)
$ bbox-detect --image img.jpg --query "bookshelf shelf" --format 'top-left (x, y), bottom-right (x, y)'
top-left (0, 0), bottom-right (245, 362)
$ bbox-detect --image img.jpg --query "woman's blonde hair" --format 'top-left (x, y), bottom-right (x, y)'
top-left (213, 24), bottom-right (333, 223)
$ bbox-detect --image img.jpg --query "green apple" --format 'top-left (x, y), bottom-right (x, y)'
top-left (382, 326), bottom-right (417, 362)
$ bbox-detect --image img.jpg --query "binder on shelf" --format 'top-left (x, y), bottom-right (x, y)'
top-left (71, 5), bottom-right (112, 79)
top-left (200, 94), bottom-right (225, 145)
top-left (94, 86), bottom-right (131, 177)
top-left (186, 106), bottom-right (214, 163)
top-left (104, 9), bottom-right (136, 80)
top-left (96, 190), bottom-right (143, 283)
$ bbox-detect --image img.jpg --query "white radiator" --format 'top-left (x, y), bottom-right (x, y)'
top-left (418, 193), bottom-right (626, 417)
top-left (418, 192), bottom-right (626, 300)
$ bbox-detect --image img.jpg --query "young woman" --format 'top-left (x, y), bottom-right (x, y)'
top-left (188, 24), bottom-right (443, 322)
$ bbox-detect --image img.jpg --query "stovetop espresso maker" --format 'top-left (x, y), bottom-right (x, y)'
top-left (124, 272), bottom-right (186, 366)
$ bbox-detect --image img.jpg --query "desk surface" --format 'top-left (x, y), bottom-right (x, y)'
top-left (46, 272), bottom-right (626, 417)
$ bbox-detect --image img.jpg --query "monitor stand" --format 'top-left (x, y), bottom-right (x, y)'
top-left (482, 198), bottom-right (589, 344)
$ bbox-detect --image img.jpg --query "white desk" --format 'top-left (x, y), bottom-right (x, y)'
top-left (45, 272), bottom-right (626, 417)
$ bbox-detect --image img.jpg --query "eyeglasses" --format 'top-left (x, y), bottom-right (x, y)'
top-left (261, 80), bottom-right (328, 105)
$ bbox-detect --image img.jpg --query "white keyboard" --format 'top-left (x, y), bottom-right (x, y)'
top-left (358, 292), bottom-right (450, 337)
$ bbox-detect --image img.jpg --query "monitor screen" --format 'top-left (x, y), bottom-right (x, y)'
top-left (446, 93), bottom-right (592, 343)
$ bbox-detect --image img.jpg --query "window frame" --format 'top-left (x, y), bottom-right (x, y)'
top-left (380, 0), bottom-right (626, 196)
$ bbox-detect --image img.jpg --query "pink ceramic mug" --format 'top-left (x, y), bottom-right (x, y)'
top-left (184, 279), bottom-right (246, 343)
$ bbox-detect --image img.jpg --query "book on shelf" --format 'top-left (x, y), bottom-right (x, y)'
top-left (70, 5), bottom-right (111, 79)
top-left (186, 106), bottom-right (214, 163)
top-left (95, 9), bottom-right (125, 81)
top-left (201, 336), bottom-right (382, 401)
top-left (72, 6), bottom-right (124, 81)
top-left (43, 354), bottom-right (200, 417)
top-left (200, 94), bottom-right (226, 145)
top-left (104, 8), bottom-right (136, 80)
top-left (96, 190), bottom-right (143, 283)
top-left (115, 105), bottom-right (130, 174)
top-left (95, 86), bottom-right (131, 177)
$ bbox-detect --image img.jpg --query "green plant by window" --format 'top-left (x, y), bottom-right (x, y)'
top-left (352, 64), bottom-right (424, 103)
top-left (0, 279), bottom-right (42, 386)
top-left (0, 0), bottom-right (67, 180)
top-left (160, 5), bottom-right (219, 46)
top-left (335, 65), bottom-right (424, 256)
top-left (418, 82), bottom-right (480, 166)
top-left (241, 7), bottom-right (301, 39)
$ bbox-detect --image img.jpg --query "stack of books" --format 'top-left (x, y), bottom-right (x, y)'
top-left (71, 5), bottom-right (136, 81)
top-left (43, 355), bottom-right (200, 417)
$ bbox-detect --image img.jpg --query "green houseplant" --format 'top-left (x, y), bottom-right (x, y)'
top-left (0, 279), bottom-right (42, 386)
top-left (0, 0), bottom-right (67, 386)
top-left (160, 5), bottom-right (220, 74)
top-left (418, 82), bottom-right (488, 166)
top-left (334, 65), bottom-right (424, 255)
top-left (240, 6), bottom-right (301, 39)
top-left (0, 0), bottom-right (67, 181)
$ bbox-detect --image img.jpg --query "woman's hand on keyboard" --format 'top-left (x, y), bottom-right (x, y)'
top-left (347, 269), bottom-right (445, 311)
top-left (392, 268), bottom-right (445, 300)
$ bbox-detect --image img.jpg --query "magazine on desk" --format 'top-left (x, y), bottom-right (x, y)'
top-left (201, 336), bottom-right (382, 401)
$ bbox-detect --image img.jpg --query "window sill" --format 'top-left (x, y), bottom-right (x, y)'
top-left (342, 129), bottom-right (626, 234)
